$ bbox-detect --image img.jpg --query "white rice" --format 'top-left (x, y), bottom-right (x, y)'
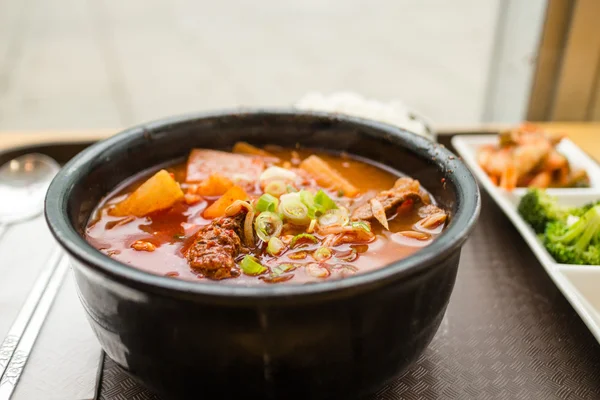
top-left (294, 91), bottom-right (435, 141)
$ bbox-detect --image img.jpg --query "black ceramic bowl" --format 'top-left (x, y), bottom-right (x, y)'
top-left (45, 110), bottom-right (480, 400)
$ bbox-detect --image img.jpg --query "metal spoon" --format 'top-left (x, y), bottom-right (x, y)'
top-left (0, 153), bottom-right (60, 239)
top-left (0, 153), bottom-right (62, 392)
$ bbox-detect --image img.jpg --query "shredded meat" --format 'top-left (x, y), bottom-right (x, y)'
top-left (185, 213), bottom-right (246, 280)
top-left (351, 178), bottom-right (425, 221)
top-left (418, 204), bottom-right (445, 218)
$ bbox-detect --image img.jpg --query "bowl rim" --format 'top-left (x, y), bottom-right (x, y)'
top-left (45, 108), bottom-right (480, 299)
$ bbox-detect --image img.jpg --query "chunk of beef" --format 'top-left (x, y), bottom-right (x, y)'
top-left (186, 149), bottom-right (265, 185)
top-left (351, 178), bottom-right (424, 221)
top-left (185, 213), bottom-right (246, 280)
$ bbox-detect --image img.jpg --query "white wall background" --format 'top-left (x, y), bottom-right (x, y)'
top-left (0, 0), bottom-right (546, 130)
top-left (484, 0), bottom-right (548, 124)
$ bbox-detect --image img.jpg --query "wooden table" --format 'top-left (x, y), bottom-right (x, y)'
top-left (1, 123), bottom-right (599, 160)
top-left (532, 123), bottom-right (600, 160)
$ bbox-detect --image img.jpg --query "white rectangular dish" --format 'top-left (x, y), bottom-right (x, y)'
top-left (452, 134), bottom-right (600, 344)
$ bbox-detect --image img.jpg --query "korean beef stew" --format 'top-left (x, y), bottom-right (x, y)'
top-left (86, 143), bottom-right (448, 284)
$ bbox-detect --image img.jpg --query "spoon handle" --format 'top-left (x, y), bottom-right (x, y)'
top-left (0, 256), bottom-right (68, 399)
top-left (0, 254), bottom-right (68, 399)
top-left (0, 225), bottom-right (7, 242)
top-left (0, 248), bottom-right (62, 382)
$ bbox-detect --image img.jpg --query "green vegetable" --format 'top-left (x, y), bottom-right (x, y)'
top-left (573, 200), bottom-right (600, 217)
top-left (314, 190), bottom-right (338, 214)
top-left (264, 180), bottom-right (287, 198)
top-left (299, 190), bottom-right (316, 218)
top-left (254, 211), bottom-right (283, 242)
top-left (256, 193), bottom-right (279, 213)
top-left (318, 208), bottom-right (349, 227)
top-left (286, 185), bottom-right (298, 193)
top-left (313, 247), bottom-right (332, 261)
top-left (299, 190), bottom-right (339, 219)
top-left (307, 218), bottom-right (317, 233)
top-left (271, 263), bottom-right (297, 276)
top-left (518, 188), bottom-right (600, 265)
top-left (517, 189), bottom-right (571, 233)
top-left (267, 237), bottom-right (285, 256)
top-left (290, 233), bottom-right (319, 248)
top-left (350, 221), bottom-right (371, 233)
top-left (240, 255), bottom-right (267, 275)
top-left (544, 205), bottom-right (600, 265)
top-left (279, 195), bottom-right (310, 225)
top-left (518, 188), bottom-right (600, 234)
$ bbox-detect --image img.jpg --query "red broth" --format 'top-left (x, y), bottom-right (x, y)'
top-left (85, 148), bottom-right (446, 285)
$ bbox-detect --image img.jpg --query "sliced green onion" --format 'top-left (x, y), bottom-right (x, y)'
top-left (267, 236), bottom-right (285, 256)
top-left (314, 190), bottom-right (338, 214)
top-left (299, 190), bottom-right (315, 206)
top-left (271, 263), bottom-right (297, 276)
top-left (313, 247), bottom-right (332, 262)
top-left (279, 196), bottom-right (310, 225)
top-left (307, 219), bottom-right (317, 233)
top-left (254, 211), bottom-right (283, 242)
top-left (256, 193), bottom-right (279, 213)
top-left (350, 220), bottom-right (371, 233)
top-left (265, 180), bottom-right (287, 197)
top-left (240, 255), bottom-right (267, 276)
top-left (318, 208), bottom-right (349, 227)
top-left (290, 233), bottom-right (319, 248)
top-left (286, 185), bottom-right (298, 193)
top-left (280, 192), bottom-right (299, 202)
top-left (299, 190), bottom-right (316, 218)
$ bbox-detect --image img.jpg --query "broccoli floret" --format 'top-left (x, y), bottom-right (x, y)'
top-left (544, 205), bottom-right (600, 265)
top-left (571, 200), bottom-right (600, 217)
top-left (517, 189), bottom-right (569, 233)
top-left (583, 246), bottom-right (600, 265)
